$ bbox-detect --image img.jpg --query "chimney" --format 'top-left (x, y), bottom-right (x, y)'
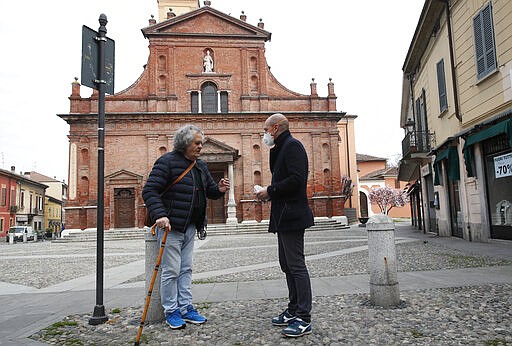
top-left (148, 14), bottom-right (156, 25)
top-left (167, 8), bottom-right (176, 19)
top-left (10, 166), bottom-right (15, 173)
top-left (240, 11), bottom-right (247, 22)
top-left (257, 18), bottom-right (264, 29)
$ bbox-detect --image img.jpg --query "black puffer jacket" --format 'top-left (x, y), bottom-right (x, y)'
top-left (142, 151), bottom-right (224, 233)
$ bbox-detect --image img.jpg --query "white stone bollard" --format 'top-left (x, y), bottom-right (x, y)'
top-left (23, 232), bottom-right (27, 243)
top-left (366, 214), bottom-right (400, 307)
top-left (145, 229), bottom-right (165, 323)
top-left (9, 233), bottom-right (14, 245)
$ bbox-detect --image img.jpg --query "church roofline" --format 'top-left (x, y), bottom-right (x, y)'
top-left (142, 5), bottom-right (271, 41)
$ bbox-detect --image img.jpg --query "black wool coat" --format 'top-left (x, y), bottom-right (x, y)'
top-left (267, 130), bottom-right (314, 233)
top-left (142, 151), bottom-right (224, 233)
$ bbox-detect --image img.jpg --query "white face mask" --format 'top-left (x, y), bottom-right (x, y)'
top-left (262, 132), bottom-right (274, 147)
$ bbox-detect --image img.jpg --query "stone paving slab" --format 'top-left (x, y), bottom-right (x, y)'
top-left (1, 224), bottom-right (511, 345)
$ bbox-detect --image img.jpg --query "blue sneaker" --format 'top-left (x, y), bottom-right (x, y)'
top-left (181, 305), bottom-right (207, 324)
top-left (165, 309), bottom-right (186, 329)
top-left (282, 318), bottom-right (312, 337)
top-left (272, 309), bottom-right (296, 326)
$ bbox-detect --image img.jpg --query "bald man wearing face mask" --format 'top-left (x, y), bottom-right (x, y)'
top-left (256, 113), bottom-right (314, 338)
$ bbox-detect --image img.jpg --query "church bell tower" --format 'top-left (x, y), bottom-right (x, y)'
top-left (157, 0), bottom-right (200, 21)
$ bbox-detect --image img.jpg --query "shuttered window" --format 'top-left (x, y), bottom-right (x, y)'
top-left (473, 3), bottom-right (497, 80)
top-left (436, 59), bottom-right (448, 113)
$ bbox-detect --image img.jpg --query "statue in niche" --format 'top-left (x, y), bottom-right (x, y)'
top-left (203, 50), bottom-right (214, 73)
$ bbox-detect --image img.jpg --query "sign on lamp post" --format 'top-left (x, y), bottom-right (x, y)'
top-left (81, 13), bottom-right (115, 326)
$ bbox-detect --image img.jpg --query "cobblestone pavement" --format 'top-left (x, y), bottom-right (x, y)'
top-left (1, 223), bottom-right (512, 345)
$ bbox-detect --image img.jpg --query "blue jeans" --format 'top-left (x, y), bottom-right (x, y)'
top-left (156, 223), bottom-right (196, 315)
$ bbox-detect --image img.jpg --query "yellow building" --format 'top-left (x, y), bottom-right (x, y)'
top-left (25, 171), bottom-right (67, 236)
top-left (45, 196), bottom-right (62, 237)
top-left (399, 0), bottom-right (512, 241)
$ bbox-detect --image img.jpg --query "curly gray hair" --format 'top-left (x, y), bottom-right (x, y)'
top-left (173, 124), bottom-right (204, 152)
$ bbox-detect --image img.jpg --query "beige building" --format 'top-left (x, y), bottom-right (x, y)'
top-left (14, 172), bottom-right (47, 231)
top-left (399, 0), bottom-right (512, 241)
top-left (27, 171), bottom-right (68, 235)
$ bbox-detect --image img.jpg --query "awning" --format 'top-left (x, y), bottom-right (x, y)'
top-left (398, 159), bottom-right (419, 182)
top-left (434, 146), bottom-right (459, 185)
top-left (462, 119), bottom-right (512, 177)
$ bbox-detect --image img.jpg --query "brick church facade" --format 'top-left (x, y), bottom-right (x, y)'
top-left (59, 1), bottom-right (358, 230)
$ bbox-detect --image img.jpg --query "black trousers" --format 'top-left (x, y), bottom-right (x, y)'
top-left (277, 229), bottom-right (312, 322)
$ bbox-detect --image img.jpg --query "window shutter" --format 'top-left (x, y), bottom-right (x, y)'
top-left (473, 3), bottom-right (496, 79)
top-left (436, 59), bottom-right (448, 112)
top-left (482, 4), bottom-right (496, 72)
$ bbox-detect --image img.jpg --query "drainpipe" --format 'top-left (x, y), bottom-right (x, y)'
top-left (441, 0), bottom-right (462, 122)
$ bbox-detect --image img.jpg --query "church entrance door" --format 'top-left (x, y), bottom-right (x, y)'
top-left (114, 188), bottom-right (135, 228)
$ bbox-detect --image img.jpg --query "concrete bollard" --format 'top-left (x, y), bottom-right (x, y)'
top-left (366, 214), bottom-right (400, 307)
top-left (23, 232), bottom-right (27, 243)
top-left (9, 233), bottom-right (14, 245)
top-left (145, 229), bottom-right (165, 323)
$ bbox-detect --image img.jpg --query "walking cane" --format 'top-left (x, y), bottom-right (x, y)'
top-left (134, 224), bottom-right (169, 346)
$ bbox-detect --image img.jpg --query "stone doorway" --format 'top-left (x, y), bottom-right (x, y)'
top-left (114, 188), bottom-right (135, 228)
top-left (207, 170), bottom-right (226, 224)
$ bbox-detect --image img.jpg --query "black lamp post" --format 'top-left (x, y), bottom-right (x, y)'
top-left (88, 13), bottom-right (109, 326)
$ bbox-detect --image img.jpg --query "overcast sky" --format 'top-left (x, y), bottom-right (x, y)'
top-left (0, 0), bottom-right (424, 182)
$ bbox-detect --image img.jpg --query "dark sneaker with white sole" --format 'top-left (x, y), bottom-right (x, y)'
top-left (282, 318), bottom-right (312, 337)
top-left (272, 309), bottom-right (296, 326)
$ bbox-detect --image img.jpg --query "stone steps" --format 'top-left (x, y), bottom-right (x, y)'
top-left (53, 217), bottom-right (349, 242)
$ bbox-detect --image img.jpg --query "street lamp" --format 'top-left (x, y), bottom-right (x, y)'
top-left (405, 118), bottom-right (415, 133)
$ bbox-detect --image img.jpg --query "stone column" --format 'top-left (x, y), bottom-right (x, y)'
top-left (145, 229), bottom-right (165, 322)
top-left (198, 91), bottom-right (202, 113)
top-left (366, 214), bottom-right (400, 307)
top-left (226, 162), bottom-right (237, 224)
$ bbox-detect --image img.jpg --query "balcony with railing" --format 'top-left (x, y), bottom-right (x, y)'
top-left (402, 130), bottom-right (436, 158)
